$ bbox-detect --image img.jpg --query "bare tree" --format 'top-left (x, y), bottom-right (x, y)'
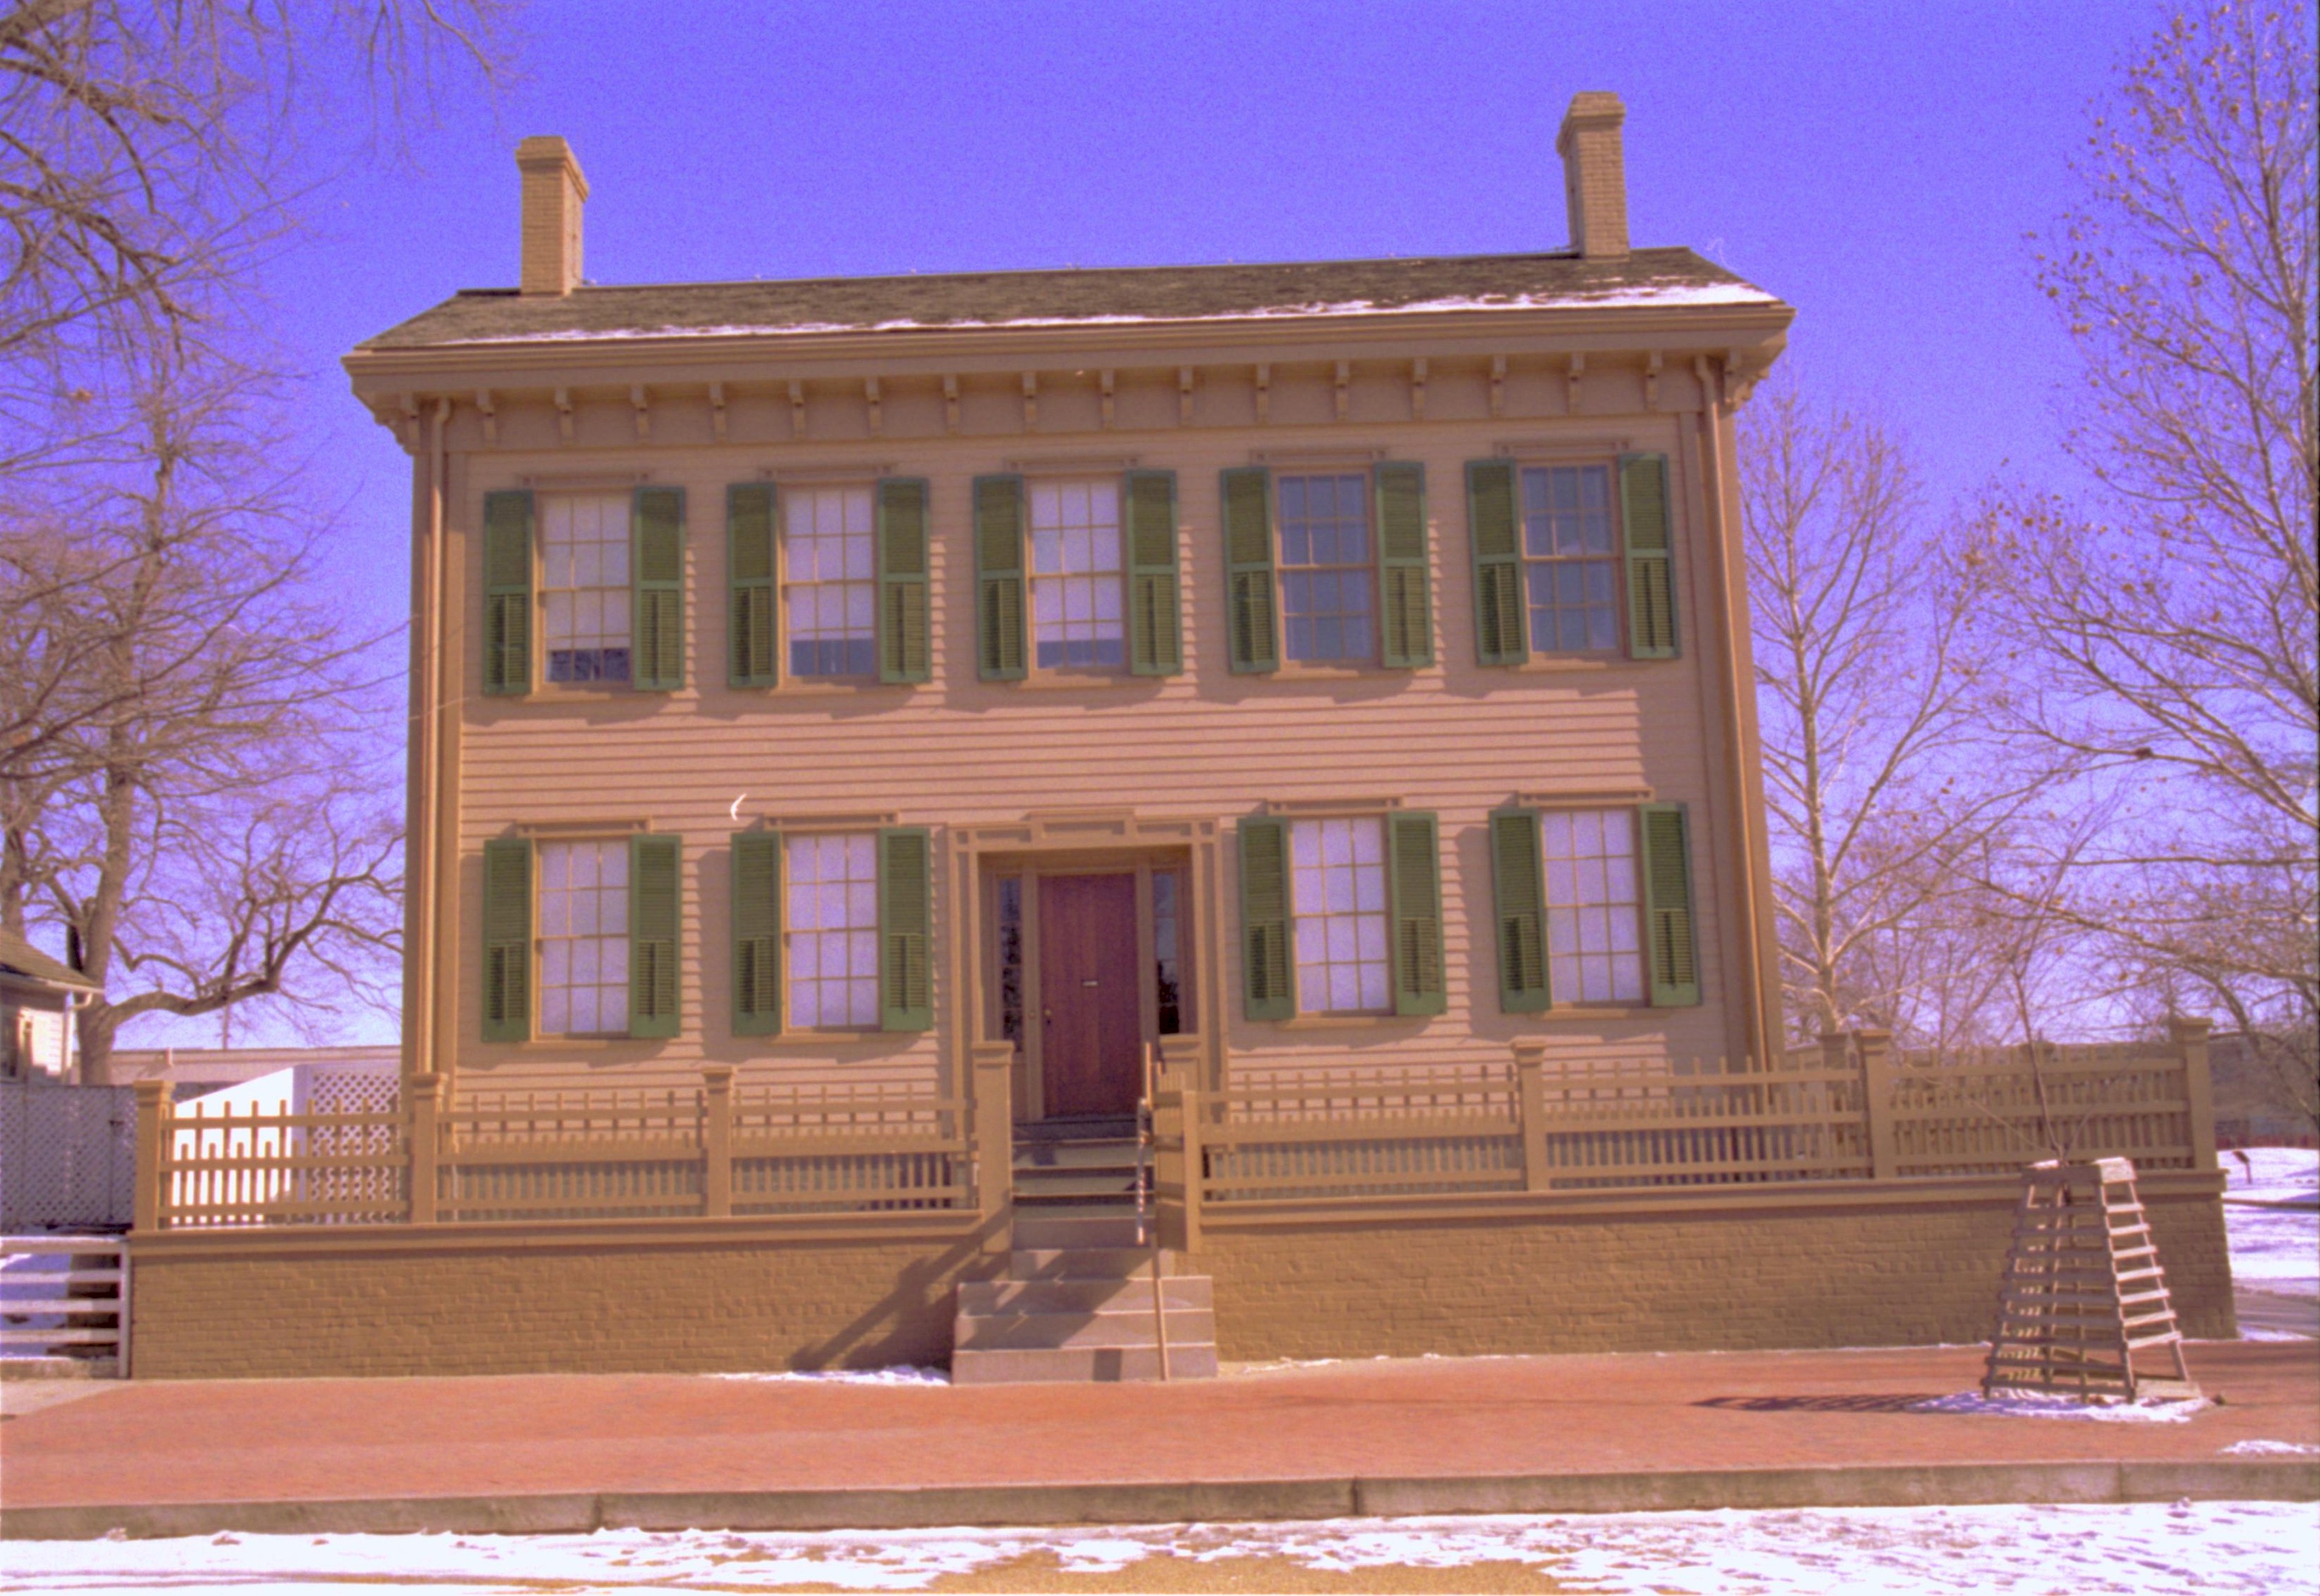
top-left (0, 0), bottom-right (512, 367)
top-left (1742, 378), bottom-right (2067, 1044)
top-left (1974, 0), bottom-right (2317, 1128)
top-left (4, 345), bottom-right (400, 1079)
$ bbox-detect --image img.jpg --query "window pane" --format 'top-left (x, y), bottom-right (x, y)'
top-left (1276, 474), bottom-right (1372, 664)
top-left (536, 838), bottom-right (631, 1036)
top-left (786, 832), bottom-right (881, 1027)
top-left (784, 486), bottom-right (876, 676)
top-left (1540, 809), bottom-right (1645, 1004)
top-left (1288, 817), bottom-right (1390, 1014)
top-left (1520, 465), bottom-right (1621, 654)
top-left (1028, 479), bottom-right (1124, 670)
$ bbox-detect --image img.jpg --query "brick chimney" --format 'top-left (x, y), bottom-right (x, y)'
top-left (1557, 92), bottom-right (1629, 260)
top-left (516, 136), bottom-right (589, 296)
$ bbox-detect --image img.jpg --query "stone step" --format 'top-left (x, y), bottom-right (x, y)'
top-left (951, 1343), bottom-right (1221, 1385)
top-left (954, 1307), bottom-right (1216, 1351)
top-left (958, 1275), bottom-right (1213, 1315)
top-left (1014, 1213), bottom-right (1149, 1250)
top-left (1013, 1172), bottom-right (1144, 1201)
top-left (1012, 1139), bottom-right (1143, 1171)
top-left (1009, 1247), bottom-right (1178, 1280)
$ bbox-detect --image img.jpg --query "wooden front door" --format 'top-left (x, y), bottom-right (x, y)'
top-left (1038, 873), bottom-right (1141, 1118)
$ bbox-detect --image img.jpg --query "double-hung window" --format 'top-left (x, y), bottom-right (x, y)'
top-left (1521, 466), bottom-right (1620, 652)
top-left (480, 832), bottom-right (684, 1043)
top-left (1030, 480), bottom-right (1126, 670)
top-left (1238, 810), bottom-right (1444, 1020)
top-left (784, 486), bottom-right (878, 678)
top-left (1290, 817), bottom-right (1390, 1012)
top-left (784, 834), bottom-right (881, 1028)
top-left (1277, 475), bottom-right (1375, 665)
top-left (1489, 803), bottom-right (1699, 1011)
top-left (542, 493), bottom-right (632, 684)
top-left (536, 840), bottom-right (629, 1034)
top-left (729, 828), bottom-right (934, 1036)
top-left (1469, 454), bottom-right (1677, 665)
top-left (1220, 462), bottom-right (1431, 673)
top-left (972, 472), bottom-right (1181, 680)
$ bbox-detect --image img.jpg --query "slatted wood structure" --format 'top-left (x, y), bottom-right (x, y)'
top-left (1982, 1157), bottom-right (2199, 1403)
top-left (0, 1235), bottom-right (126, 1373)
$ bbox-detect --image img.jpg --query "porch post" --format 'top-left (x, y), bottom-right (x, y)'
top-left (2169, 1016), bottom-right (2218, 1172)
top-left (701, 1065), bottom-right (735, 1216)
top-left (970, 1040), bottom-right (1015, 1256)
top-left (1854, 1029), bottom-right (1899, 1181)
top-left (408, 1072), bottom-right (443, 1223)
top-left (131, 1079), bottom-right (171, 1232)
top-left (1513, 1040), bottom-right (1549, 1192)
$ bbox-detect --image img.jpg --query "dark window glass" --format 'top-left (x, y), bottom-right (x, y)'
top-left (997, 876), bottom-right (1025, 1044)
top-left (1153, 870), bottom-right (1184, 1036)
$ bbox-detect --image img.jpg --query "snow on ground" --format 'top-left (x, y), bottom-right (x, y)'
top-left (1, 1504), bottom-right (2314, 1594)
top-left (2223, 1147), bottom-right (2319, 1300)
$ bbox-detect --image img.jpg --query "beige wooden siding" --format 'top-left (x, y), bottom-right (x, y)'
top-left (451, 416), bottom-right (1748, 1092)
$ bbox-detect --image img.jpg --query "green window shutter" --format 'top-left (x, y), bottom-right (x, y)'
top-left (481, 491), bottom-right (534, 695)
top-left (1489, 809), bottom-right (1551, 1012)
top-left (972, 474), bottom-right (1027, 680)
top-left (1620, 452), bottom-right (1678, 659)
top-left (632, 486), bottom-right (686, 691)
top-left (1221, 467), bottom-right (1278, 673)
top-left (731, 831), bottom-right (781, 1036)
top-left (1125, 469), bottom-right (1182, 676)
top-left (1640, 803), bottom-right (1700, 1007)
top-left (1237, 816), bottom-right (1293, 1020)
top-left (1387, 810), bottom-right (1446, 1016)
top-left (727, 484), bottom-right (778, 688)
top-left (876, 478), bottom-right (931, 684)
top-left (1467, 461), bottom-right (1527, 666)
top-left (481, 836), bottom-right (532, 1042)
top-left (877, 827), bottom-right (933, 1031)
top-left (1375, 463), bottom-right (1434, 669)
top-left (629, 833), bottom-right (683, 1038)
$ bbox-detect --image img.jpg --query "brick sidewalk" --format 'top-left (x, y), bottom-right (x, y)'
top-left (3, 1342), bottom-right (2312, 1522)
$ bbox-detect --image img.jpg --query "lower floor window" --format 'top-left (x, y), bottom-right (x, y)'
top-left (1542, 809), bottom-right (1645, 1002)
top-left (1291, 817), bottom-right (1389, 1013)
top-left (788, 834), bottom-right (879, 1028)
top-left (538, 840), bottom-right (628, 1034)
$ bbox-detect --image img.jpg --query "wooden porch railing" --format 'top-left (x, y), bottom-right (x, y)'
top-left (1149, 1019), bottom-right (2219, 1242)
top-left (133, 1069), bottom-right (980, 1230)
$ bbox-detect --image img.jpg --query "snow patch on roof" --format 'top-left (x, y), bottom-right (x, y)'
top-left (436, 280), bottom-right (1778, 346)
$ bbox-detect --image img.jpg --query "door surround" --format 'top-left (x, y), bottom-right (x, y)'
top-left (950, 810), bottom-right (1223, 1119)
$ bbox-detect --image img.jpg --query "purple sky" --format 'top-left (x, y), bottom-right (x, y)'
top-left (167, 0), bottom-right (2170, 1047)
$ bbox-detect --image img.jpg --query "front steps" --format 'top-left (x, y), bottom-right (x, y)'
top-left (951, 1208), bottom-right (1218, 1384)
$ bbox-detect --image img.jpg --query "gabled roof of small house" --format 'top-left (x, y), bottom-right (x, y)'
top-left (357, 246), bottom-right (1779, 351)
top-left (0, 930), bottom-right (102, 995)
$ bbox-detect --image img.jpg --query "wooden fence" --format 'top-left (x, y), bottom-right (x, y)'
top-left (132, 1064), bottom-right (985, 1230)
top-left (131, 1024), bottom-right (2216, 1235)
top-left (1152, 1021), bottom-right (2219, 1247)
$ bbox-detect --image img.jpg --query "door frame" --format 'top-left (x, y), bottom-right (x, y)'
top-left (951, 812), bottom-right (1223, 1121)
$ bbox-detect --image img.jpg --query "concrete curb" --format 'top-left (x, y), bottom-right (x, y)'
top-left (5, 1460), bottom-right (2315, 1540)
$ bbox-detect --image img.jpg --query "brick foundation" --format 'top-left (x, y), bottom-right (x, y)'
top-left (125, 1181), bottom-right (2233, 1379)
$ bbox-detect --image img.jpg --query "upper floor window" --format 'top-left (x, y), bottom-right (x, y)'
top-left (536, 839), bottom-right (629, 1035)
top-left (542, 493), bottom-right (631, 683)
top-left (1541, 808), bottom-right (1645, 1003)
top-left (786, 832), bottom-right (880, 1028)
top-left (783, 486), bottom-right (877, 678)
top-left (1030, 480), bottom-right (1127, 671)
top-left (1521, 465), bottom-right (1619, 653)
top-left (1276, 474), bottom-right (1374, 666)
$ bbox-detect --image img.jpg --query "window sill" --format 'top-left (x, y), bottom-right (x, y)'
top-left (745, 1029), bottom-right (903, 1046)
top-left (1273, 1013), bottom-right (1425, 1030)
top-left (1009, 671), bottom-right (1151, 692)
top-left (1265, 664), bottom-right (1411, 682)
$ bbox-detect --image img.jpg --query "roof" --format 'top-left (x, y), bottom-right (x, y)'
top-left (358, 246), bottom-right (1780, 351)
top-left (0, 930), bottom-right (101, 995)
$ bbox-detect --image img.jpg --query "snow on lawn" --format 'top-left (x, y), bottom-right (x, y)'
top-left (1, 1504), bottom-right (2314, 1594)
top-left (2224, 1147), bottom-right (2319, 1299)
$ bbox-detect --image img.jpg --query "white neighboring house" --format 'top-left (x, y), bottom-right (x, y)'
top-left (0, 930), bottom-right (100, 1081)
